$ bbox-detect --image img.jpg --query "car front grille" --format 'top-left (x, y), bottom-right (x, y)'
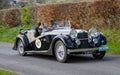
top-left (77, 32), bottom-right (90, 48)
top-left (78, 40), bottom-right (90, 48)
top-left (77, 32), bottom-right (88, 39)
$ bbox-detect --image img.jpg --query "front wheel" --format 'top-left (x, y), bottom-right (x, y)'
top-left (17, 40), bottom-right (27, 56)
top-left (92, 51), bottom-right (106, 59)
top-left (54, 40), bottom-right (68, 63)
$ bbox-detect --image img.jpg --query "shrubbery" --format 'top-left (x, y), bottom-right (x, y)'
top-left (37, 2), bottom-right (90, 28)
top-left (0, 10), bottom-right (4, 27)
top-left (20, 6), bottom-right (37, 25)
top-left (37, 0), bottom-right (120, 29)
top-left (0, 0), bottom-right (120, 29)
top-left (0, 6), bottom-right (36, 27)
top-left (2, 8), bottom-right (21, 27)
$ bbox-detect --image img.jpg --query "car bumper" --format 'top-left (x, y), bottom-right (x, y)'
top-left (67, 45), bottom-right (109, 54)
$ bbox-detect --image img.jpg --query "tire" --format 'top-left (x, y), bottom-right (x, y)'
top-left (92, 51), bottom-right (106, 59)
top-left (54, 40), bottom-right (68, 63)
top-left (17, 40), bottom-right (27, 56)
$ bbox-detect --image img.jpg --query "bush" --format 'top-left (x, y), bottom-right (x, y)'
top-left (37, 0), bottom-right (120, 29)
top-left (1, 0), bottom-right (120, 29)
top-left (0, 6), bottom-right (37, 27)
top-left (92, 0), bottom-right (120, 29)
top-left (2, 8), bottom-right (21, 27)
top-left (20, 6), bottom-right (30, 25)
top-left (0, 10), bottom-right (4, 27)
top-left (37, 2), bottom-right (91, 29)
top-left (20, 6), bottom-right (37, 25)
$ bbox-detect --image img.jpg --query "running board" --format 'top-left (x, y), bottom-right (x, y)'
top-left (25, 50), bottom-right (48, 53)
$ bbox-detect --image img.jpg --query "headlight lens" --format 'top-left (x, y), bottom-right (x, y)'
top-left (89, 27), bottom-right (100, 37)
top-left (70, 29), bottom-right (77, 39)
top-left (88, 28), bottom-right (100, 45)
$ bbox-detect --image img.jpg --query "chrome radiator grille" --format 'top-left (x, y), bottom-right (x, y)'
top-left (77, 32), bottom-right (90, 48)
top-left (77, 32), bottom-right (88, 39)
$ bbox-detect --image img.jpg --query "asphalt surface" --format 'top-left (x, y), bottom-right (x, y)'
top-left (0, 42), bottom-right (120, 75)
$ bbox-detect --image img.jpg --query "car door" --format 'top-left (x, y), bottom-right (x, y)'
top-left (34, 35), bottom-right (52, 50)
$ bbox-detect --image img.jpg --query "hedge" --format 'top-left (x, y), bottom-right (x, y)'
top-left (20, 6), bottom-right (37, 25)
top-left (2, 8), bottom-right (21, 27)
top-left (0, 7), bottom-right (37, 27)
top-left (37, 0), bottom-right (120, 29)
top-left (37, 2), bottom-right (91, 28)
top-left (0, 0), bottom-right (120, 29)
top-left (0, 10), bottom-right (4, 27)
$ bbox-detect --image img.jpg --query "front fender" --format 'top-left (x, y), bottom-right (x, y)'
top-left (13, 34), bottom-right (29, 50)
top-left (49, 34), bottom-right (75, 55)
top-left (53, 34), bottom-right (75, 49)
top-left (97, 34), bottom-right (107, 47)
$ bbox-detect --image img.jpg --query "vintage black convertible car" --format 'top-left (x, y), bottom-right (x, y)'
top-left (13, 20), bottom-right (108, 63)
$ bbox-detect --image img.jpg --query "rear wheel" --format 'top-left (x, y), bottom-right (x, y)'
top-left (92, 51), bottom-right (106, 59)
top-left (17, 40), bottom-right (27, 56)
top-left (54, 40), bottom-right (68, 63)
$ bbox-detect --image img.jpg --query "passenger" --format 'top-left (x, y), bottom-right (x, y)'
top-left (50, 20), bottom-right (56, 28)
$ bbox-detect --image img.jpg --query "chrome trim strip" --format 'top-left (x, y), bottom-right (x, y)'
top-left (25, 50), bottom-right (48, 53)
top-left (79, 38), bottom-right (88, 40)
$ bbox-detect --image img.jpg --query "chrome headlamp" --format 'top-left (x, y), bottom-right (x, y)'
top-left (88, 28), bottom-right (100, 44)
top-left (70, 29), bottom-right (77, 39)
top-left (89, 27), bottom-right (100, 37)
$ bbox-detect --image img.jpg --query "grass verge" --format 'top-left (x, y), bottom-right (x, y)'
top-left (0, 69), bottom-right (19, 75)
top-left (101, 29), bottom-right (120, 54)
top-left (0, 25), bottom-right (34, 43)
top-left (0, 26), bottom-right (120, 54)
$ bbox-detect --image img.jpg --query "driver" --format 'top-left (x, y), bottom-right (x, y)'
top-left (38, 22), bottom-right (44, 29)
top-left (35, 22), bottom-right (44, 37)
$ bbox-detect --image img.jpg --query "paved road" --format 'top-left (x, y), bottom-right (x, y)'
top-left (0, 42), bottom-right (120, 75)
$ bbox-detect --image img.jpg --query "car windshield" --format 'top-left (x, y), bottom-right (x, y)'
top-left (50, 20), bottom-right (71, 29)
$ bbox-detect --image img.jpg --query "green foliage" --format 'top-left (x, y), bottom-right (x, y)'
top-left (0, 69), bottom-right (19, 75)
top-left (0, 10), bottom-right (3, 26)
top-left (20, 6), bottom-right (30, 25)
top-left (101, 29), bottom-right (120, 54)
top-left (20, 6), bottom-right (37, 25)
top-left (0, 25), bottom-right (34, 43)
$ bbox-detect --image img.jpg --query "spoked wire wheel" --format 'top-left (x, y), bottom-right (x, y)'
top-left (54, 40), bottom-right (68, 63)
top-left (17, 40), bottom-right (27, 56)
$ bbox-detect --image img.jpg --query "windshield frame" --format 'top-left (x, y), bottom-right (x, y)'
top-left (49, 20), bottom-right (71, 29)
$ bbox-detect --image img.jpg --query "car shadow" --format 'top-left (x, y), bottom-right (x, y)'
top-left (27, 54), bottom-right (56, 61)
top-left (68, 54), bottom-right (120, 63)
top-left (24, 53), bottom-right (120, 63)
top-left (68, 55), bottom-right (104, 63)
